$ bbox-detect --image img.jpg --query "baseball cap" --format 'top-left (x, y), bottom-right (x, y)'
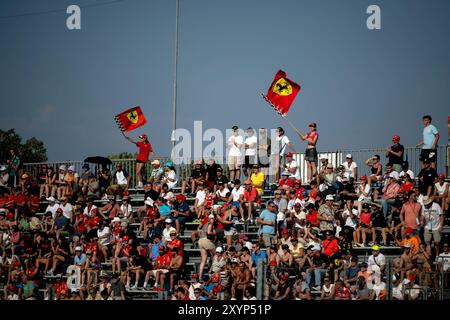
top-left (326, 164), bottom-right (333, 169)
top-left (308, 122), bottom-right (317, 128)
top-left (215, 247), bottom-right (223, 253)
top-left (232, 125), bottom-right (239, 130)
top-left (372, 245), bottom-right (380, 251)
top-left (239, 234), bottom-right (248, 241)
top-left (392, 135), bottom-right (400, 141)
top-left (282, 228), bottom-right (289, 234)
top-left (285, 152), bottom-right (293, 157)
top-left (325, 195), bottom-right (334, 201)
top-left (244, 179), bottom-right (252, 185)
top-left (192, 273), bottom-right (199, 278)
top-left (158, 245), bottom-right (165, 250)
top-left (82, 163), bottom-right (90, 169)
top-left (75, 246), bottom-right (82, 252)
top-left (68, 165), bottom-right (75, 172)
top-left (208, 214), bottom-right (215, 219)
top-left (294, 179), bottom-right (301, 185)
top-left (144, 198), bottom-right (154, 206)
top-left (165, 218), bottom-right (173, 224)
top-left (120, 221), bottom-right (128, 228)
top-left (139, 134), bottom-right (148, 139)
top-left (389, 171), bottom-right (400, 180)
top-left (403, 242), bottom-right (412, 248)
top-left (112, 217), bottom-right (121, 223)
top-left (46, 196), bottom-right (56, 202)
top-left (360, 175), bottom-right (367, 181)
top-left (403, 227), bottom-right (414, 234)
top-left (169, 230), bottom-right (177, 235)
top-left (151, 159), bottom-right (160, 165)
top-left (175, 194), bottom-right (186, 201)
top-left (280, 274), bottom-right (288, 280)
top-left (346, 154), bottom-right (352, 159)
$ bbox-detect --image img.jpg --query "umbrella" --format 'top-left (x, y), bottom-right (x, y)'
top-left (83, 156), bottom-right (112, 166)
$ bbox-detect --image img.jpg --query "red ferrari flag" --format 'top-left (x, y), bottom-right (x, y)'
top-left (114, 106), bottom-right (147, 132)
top-left (262, 70), bottom-right (301, 117)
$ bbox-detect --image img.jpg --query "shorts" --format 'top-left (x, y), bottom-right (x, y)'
top-left (228, 156), bottom-right (242, 170)
top-left (198, 238), bottom-right (215, 251)
top-left (262, 234), bottom-right (277, 247)
top-left (305, 148), bottom-right (318, 162)
top-left (424, 229), bottom-right (441, 243)
top-left (258, 155), bottom-right (270, 168)
top-left (420, 149), bottom-right (437, 162)
top-left (136, 159), bottom-right (147, 164)
top-left (224, 228), bottom-right (237, 237)
top-left (243, 155), bottom-right (257, 169)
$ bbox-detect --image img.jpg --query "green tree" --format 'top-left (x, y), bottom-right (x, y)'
top-left (0, 129), bottom-right (47, 164)
top-left (108, 152), bottom-right (137, 160)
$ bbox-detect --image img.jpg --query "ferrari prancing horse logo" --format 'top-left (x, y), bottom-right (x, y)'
top-left (272, 78), bottom-right (292, 96)
top-left (127, 110), bottom-right (139, 124)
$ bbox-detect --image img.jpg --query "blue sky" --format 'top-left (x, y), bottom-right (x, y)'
top-left (1, 0), bottom-right (449, 161)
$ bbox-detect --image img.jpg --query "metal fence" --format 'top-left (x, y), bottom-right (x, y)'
top-left (22, 145), bottom-right (449, 187)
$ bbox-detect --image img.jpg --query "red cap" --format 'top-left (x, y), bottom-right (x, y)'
top-left (192, 273), bottom-right (199, 278)
top-left (360, 175), bottom-right (367, 180)
top-left (308, 122), bottom-right (317, 128)
top-left (221, 203), bottom-right (229, 209)
top-left (403, 227), bottom-right (414, 234)
top-left (392, 135), bottom-right (400, 141)
top-left (282, 228), bottom-right (289, 234)
top-left (280, 274), bottom-right (288, 280)
top-left (294, 179), bottom-right (301, 185)
top-left (122, 235), bottom-right (129, 241)
top-left (286, 152), bottom-right (293, 157)
top-left (176, 194), bottom-right (186, 201)
top-left (159, 245), bottom-right (165, 250)
top-left (139, 134), bottom-right (148, 140)
top-left (438, 174), bottom-right (445, 179)
top-left (269, 260), bottom-right (277, 266)
top-left (56, 208), bottom-right (63, 213)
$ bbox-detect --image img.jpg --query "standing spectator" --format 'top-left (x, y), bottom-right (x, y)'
top-left (256, 201), bottom-right (277, 247)
top-left (422, 196), bottom-right (444, 255)
top-left (243, 128), bottom-right (257, 178)
top-left (416, 115), bottom-right (440, 169)
top-left (417, 158), bottom-right (438, 196)
top-left (400, 191), bottom-right (423, 232)
top-left (295, 122), bottom-right (319, 182)
top-left (342, 154), bottom-right (358, 181)
top-left (386, 135), bottom-right (404, 173)
top-left (434, 174), bottom-right (449, 212)
top-left (227, 126), bottom-right (243, 182)
top-left (122, 133), bottom-right (155, 188)
top-left (8, 149), bottom-right (21, 188)
top-left (257, 128), bottom-right (271, 183)
top-left (274, 127), bottom-right (294, 182)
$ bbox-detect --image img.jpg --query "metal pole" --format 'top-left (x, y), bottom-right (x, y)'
top-left (171, 0), bottom-right (180, 150)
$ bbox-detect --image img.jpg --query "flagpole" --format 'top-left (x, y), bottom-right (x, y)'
top-left (171, 0), bottom-right (180, 151)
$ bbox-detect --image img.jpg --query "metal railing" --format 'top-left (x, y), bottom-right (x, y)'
top-left (22, 145), bottom-right (449, 187)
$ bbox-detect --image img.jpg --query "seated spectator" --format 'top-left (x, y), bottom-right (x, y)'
top-left (107, 163), bottom-right (130, 197)
top-left (375, 172), bottom-right (401, 219)
top-left (242, 179), bottom-right (260, 222)
top-left (365, 155), bottom-right (383, 185)
top-left (161, 162), bottom-right (178, 191)
top-left (434, 174), bottom-right (449, 212)
top-left (181, 160), bottom-right (205, 195)
top-left (369, 202), bottom-right (389, 246)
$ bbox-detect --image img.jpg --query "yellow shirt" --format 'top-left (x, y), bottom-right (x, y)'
top-left (250, 172), bottom-right (265, 195)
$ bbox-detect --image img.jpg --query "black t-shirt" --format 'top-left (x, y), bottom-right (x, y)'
top-left (145, 189), bottom-right (160, 201)
top-left (216, 175), bottom-right (229, 185)
top-left (120, 228), bottom-right (137, 247)
top-left (134, 255), bottom-right (152, 271)
top-left (388, 144), bottom-right (404, 165)
top-left (206, 164), bottom-right (221, 182)
top-left (191, 168), bottom-right (205, 180)
top-left (38, 240), bottom-right (51, 256)
top-left (371, 211), bottom-right (388, 228)
top-left (418, 167), bottom-right (438, 193)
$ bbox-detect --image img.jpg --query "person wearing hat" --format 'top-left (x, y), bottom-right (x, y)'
top-left (281, 151), bottom-right (300, 182)
top-left (386, 135), bottom-right (404, 173)
top-left (293, 122), bottom-right (319, 182)
top-left (122, 131), bottom-right (155, 188)
top-left (161, 161), bottom-right (178, 191)
top-left (318, 155), bottom-right (329, 175)
top-left (54, 164), bottom-right (69, 200)
top-left (318, 195), bottom-right (335, 232)
top-left (118, 195), bottom-right (132, 220)
top-left (147, 159), bottom-right (164, 191)
top-left (243, 127), bottom-right (258, 178)
top-left (162, 218), bottom-right (176, 243)
top-left (367, 245), bottom-right (386, 275)
top-left (44, 196), bottom-right (60, 219)
top-left (227, 125), bottom-right (244, 182)
top-left (421, 195), bottom-right (444, 255)
top-left (278, 171), bottom-right (294, 189)
top-left (342, 154), bottom-right (358, 180)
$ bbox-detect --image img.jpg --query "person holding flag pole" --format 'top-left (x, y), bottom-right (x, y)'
top-left (289, 122), bottom-right (319, 183)
top-left (122, 132), bottom-right (156, 189)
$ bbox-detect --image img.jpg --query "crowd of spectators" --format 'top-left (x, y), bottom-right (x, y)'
top-left (0, 115), bottom-right (449, 300)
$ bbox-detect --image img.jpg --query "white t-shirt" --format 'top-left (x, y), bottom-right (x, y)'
top-left (422, 202), bottom-right (443, 231)
top-left (228, 135), bottom-right (244, 157)
top-left (60, 203), bottom-right (73, 220)
top-left (83, 205), bottom-right (98, 217)
top-left (166, 171), bottom-right (178, 189)
top-left (163, 226), bottom-right (177, 242)
top-left (231, 186), bottom-right (245, 202)
top-left (244, 136), bottom-right (257, 156)
top-left (285, 159), bottom-right (300, 180)
top-left (115, 171), bottom-right (128, 185)
top-left (343, 208), bottom-right (359, 229)
top-left (46, 203), bottom-right (60, 219)
top-left (342, 161), bottom-right (358, 179)
top-left (215, 188), bottom-right (230, 199)
top-left (97, 227), bottom-right (112, 246)
top-left (195, 190), bottom-right (206, 206)
top-left (368, 253), bottom-right (386, 274)
top-left (120, 204), bottom-right (133, 218)
top-left (357, 184), bottom-right (371, 202)
top-left (434, 182), bottom-right (448, 196)
top-left (276, 135), bottom-right (290, 156)
top-left (399, 169), bottom-right (415, 180)
top-left (437, 252), bottom-right (450, 272)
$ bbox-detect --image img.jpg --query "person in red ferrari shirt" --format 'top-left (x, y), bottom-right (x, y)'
top-left (112, 235), bottom-right (132, 274)
top-left (243, 180), bottom-right (260, 222)
top-left (151, 246), bottom-right (172, 291)
top-left (167, 230), bottom-right (183, 254)
top-left (292, 122), bottom-right (319, 182)
top-left (278, 172), bottom-right (293, 188)
top-left (321, 231), bottom-right (340, 258)
top-left (305, 203), bottom-right (319, 227)
top-left (292, 180), bottom-right (305, 199)
top-left (122, 132), bottom-right (156, 189)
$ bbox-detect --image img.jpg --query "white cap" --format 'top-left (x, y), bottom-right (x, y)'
top-left (297, 211), bottom-right (307, 220)
top-left (215, 247), bottom-right (223, 253)
top-left (389, 171), bottom-right (399, 180)
top-left (0, 165), bottom-right (6, 171)
top-left (46, 196), bottom-right (56, 202)
top-left (75, 246), bottom-right (82, 251)
top-left (164, 192), bottom-right (174, 200)
top-left (345, 154), bottom-right (352, 159)
top-left (325, 195), bottom-right (334, 201)
top-left (165, 218), bottom-right (173, 223)
top-left (112, 217), bottom-right (121, 223)
top-left (144, 197), bottom-right (154, 206)
top-left (208, 214), bottom-right (215, 219)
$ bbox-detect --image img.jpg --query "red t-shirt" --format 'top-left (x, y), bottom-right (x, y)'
top-left (244, 187), bottom-right (260, 204)
top-left (401, 182), bottom-right (413, 193)
top-left (15, 193), bottom-right (27, 207)
top-left (295, 187), bottom-right (305, 200)
top-left (136, 141), bottom-right (152, 162)
top-left (306, 210), bottom-right (319, 225)
top-left (304, 131), bottom-right (318, 146)
top-left (155, 253), bottom-right (172, 268)
top-left (76, 215), bottom-right (88, 233)
top-left (145, 207), bottom-right (159, 221)
top-left (360, 212), bottom-right (371, 225)
top-left (279, 178), bottom-right (293, 188)
top-left (168, 238), bottom-right (183, 254)
top-left (321, 238), bottom-right (339, 256)
top-left (335, 287), bottom-right (351, 299)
